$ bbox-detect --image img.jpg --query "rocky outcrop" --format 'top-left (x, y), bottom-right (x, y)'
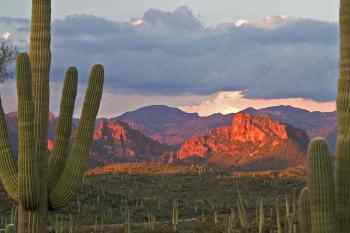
top-left (4, 112), bottom-right (173, 167)
top-left (177, 113), bottom-right (309, 171)
top-left (90, 119), bottom-right (173, 166)
top-left (230, 113), bottom-right (288, 143)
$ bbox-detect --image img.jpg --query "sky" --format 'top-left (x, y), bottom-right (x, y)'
top-left (1, 0), bottom-right (339, 25)
top-left (0, 1), bottom-right (340, 117)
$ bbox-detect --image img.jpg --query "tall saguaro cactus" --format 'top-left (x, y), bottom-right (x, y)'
top-left (0, 0), bottom-right (104, 232)
top-left (297, 1), bottom-right (350, 233)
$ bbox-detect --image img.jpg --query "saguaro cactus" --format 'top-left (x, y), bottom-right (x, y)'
top-left (297, 187), bottom-right (311, 233)
top-left (297, 1), bottom-right (350, 233)
top-left (0, 0), bottom-right (104, 233)
top-left (306, 139), bottom-right (337, 233)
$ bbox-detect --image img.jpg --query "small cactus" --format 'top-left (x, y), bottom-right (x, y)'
top-left (4, 224), bottom-right (15, 233)
top-left (297, 187), bottom-right (311, 233)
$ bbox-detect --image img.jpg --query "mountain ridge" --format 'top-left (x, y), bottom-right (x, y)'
top-left (3, 104), bottom-right (335, 171)
top-left (116, 104), bottom-right (336, 148)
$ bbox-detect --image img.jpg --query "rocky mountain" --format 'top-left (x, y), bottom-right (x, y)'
top-left (257, 106), bottom-right (336, 139)
top-left (3, 104), bottom-right (335, 170)
top-left (90, 119), bottom-right (172, 166)
top-left (177, 112), bottom-right (309, 171)
top-left (117, 105), bottom-right (336, 148)
top-left (117, 105), bottom-right (231, 145)
top-left (4, 112), bottom-right (173, 167)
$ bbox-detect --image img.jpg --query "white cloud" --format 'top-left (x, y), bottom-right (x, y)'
top-left (2, 32), bottom-right (11, 40)
top-left (180, 91), bottom-right (336, 116)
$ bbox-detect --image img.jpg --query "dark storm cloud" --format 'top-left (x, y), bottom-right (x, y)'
top-left (0, 7), bottom-right (339, 101)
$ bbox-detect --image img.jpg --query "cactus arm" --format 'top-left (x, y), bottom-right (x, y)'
top-left (49, 64), bottom-right (104, 209)
top-left (17, 53), bottom-right (40, 210)
top-left (297, 187), bottom-right (311, 233)
top-left (48, 67), bottom-right (78, 191)
top-left (307, 138), bottom-right (337, 233)
top-left (0, 100), bottom-right (18, 201)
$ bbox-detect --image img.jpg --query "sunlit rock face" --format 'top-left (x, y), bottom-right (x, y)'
top-left (177, 113), bottom-right (309, 171)
top-left (90, 119), bottom-right (172, 166)
top-left (48, 139), bottom-right (54, 151)
top-left (230, 112), bottom-right (288, 143)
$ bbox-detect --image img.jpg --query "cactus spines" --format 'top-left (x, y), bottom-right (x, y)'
top-left (0, 100), bottom-right (18, 201)
top-left (297, 187), bottom-right (311, 233)
top-left (0, 0), bottom-right (104, 232)
top-left (340, 0), bottom-right (350, 81)
top-left (302, 1), bottom-right (350, 233)
top-left (17, 53), bottom-right (40, 210)
top-left (49, 64), bottom-right (104, 209)
top-left (307, 138), bottom-right (337, 233)
top-left (335, 133), bottom-right (350, 232)
top-left (335, 1), bottom-right (350, 232)
top-left (48, 67), bottom-right (78, 192)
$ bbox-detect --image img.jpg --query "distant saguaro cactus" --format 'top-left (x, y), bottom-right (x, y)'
top-left (0, 0), bottom-right (104, 233)
top-left (297, 1), bottom-right (350, 233)
top-left (297, 187), bottom-right (311, 233)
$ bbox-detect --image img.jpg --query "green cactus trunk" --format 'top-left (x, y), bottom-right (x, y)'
top-left (336, 1), bottom-right (350, 233)
top-left (0, 0), bottom-right (104, 233)
top-left (299, 2), bottom-right (350, 233)
top-left (24, 0), bottom-right (52, 231)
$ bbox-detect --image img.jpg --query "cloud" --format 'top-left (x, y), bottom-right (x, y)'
top-left (0, 7), bottom-right (339, 102)
top-left (142, 6), bottom-right (202, 32)
top-left (180, 91), bottom-right (336, 116)
top-left (0, 80), bottom-right (209, 117)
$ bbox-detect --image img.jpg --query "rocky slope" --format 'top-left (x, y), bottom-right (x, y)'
top-left (90, 119), bottom-right (172, 166)
top-left (177, 112), bottom-right (309, 171)
top-left (4, 112), bottom-right (173, 166)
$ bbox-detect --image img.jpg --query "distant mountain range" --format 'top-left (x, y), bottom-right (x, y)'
top-left (4, 105), bottom-right (337, 171)
top-left (117, 105), bottom-right (336, 147)
top-left (117, 105), bottom-right (231, 145)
